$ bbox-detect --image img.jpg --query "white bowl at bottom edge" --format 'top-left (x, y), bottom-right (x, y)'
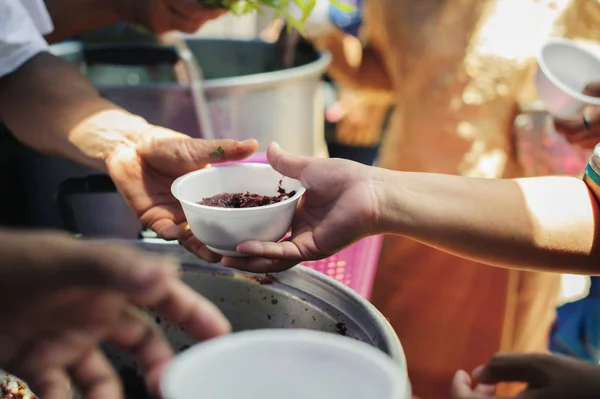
top-left (171, 164), bottom-right (306, 257)
top-left (161, 329), bottom-right (412, 399)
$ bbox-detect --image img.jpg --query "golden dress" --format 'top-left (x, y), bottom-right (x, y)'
top-left (312, 0), bottom-right (600, 397)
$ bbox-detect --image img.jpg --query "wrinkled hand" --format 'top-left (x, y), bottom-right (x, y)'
top-left (221, 142), bottom-right (382, 272)
top-left (117, 0), bottom-right (227, 34)
top-left (450, 353), bottom-right (600, 399)
top-left (553, 82), bottom-right (600, 149)
top-left (106, 129), bottom-right (258, 263)
top-left (0, 229), bottom-right (230, 399)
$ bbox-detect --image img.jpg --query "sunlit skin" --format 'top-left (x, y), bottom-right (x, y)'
top-left (222, 143), bottom-right (600, 275)
top-left (0, 52), bottom-right (258, 261)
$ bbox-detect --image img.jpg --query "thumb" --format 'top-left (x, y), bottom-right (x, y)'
top-left (473, 354), bottom-right (549, 386)
top-left (267, 142), bottom-right (311, 181)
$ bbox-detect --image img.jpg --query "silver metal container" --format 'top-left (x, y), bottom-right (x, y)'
top-left (105, 241), bottom-right (410, 399)
top-left (186, 39), bottom-right (330, 156)
top-left (0, 240), bottom-right (411, 399)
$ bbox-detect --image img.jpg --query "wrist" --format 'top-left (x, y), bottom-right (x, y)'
top-left (370, 169), bottom-right (413, 236)
top-left (69, 109), bottom-right (153, 172)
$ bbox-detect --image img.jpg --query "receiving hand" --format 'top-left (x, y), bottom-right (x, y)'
top-left (553, 82), bottom-right (600, 149)
top-left (222, 142), bottom-right (383, 272)
top-left (116, 0), bottom-right (227, 34)
top-left (450, 353), bottom-right (600, 399)
top-left (0, 229), bottom-right (230, 399)
top-left (106, 129), bottom-right (258, 263)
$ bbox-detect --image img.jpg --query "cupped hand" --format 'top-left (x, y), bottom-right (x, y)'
top-left (554, 82), bottom-right (600, 149)
top-left (0, 230), bottom-right (230, 399)
top-left (106, 130), bottom-right (258, 263)
top-left (450, 353), bottom-right (600, 399)
top-left (117, 0), bottom-right (227, 34)
top-left (221, 142), bottom-right (383, 272)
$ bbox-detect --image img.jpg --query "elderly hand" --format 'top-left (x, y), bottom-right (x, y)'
top-left (106, 129), bottom-right (258, 263)
top-left (450, 353), bottom-right (600, 399)
top-left (553, 82), bottom-right (600, 149)
top-left (221, 142), bottom-right (383, 272)
top-left (0, 229), bottom-right (230, 399)
top-left (117, 0), bottom-right (227, 34)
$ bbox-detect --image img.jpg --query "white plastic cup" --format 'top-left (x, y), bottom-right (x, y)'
top-left (171, 164), bottom-right (305, 257)
top-left (536, 37), bottom-right (600, 118)
top-left (161, 329), bottom-right (411, 399)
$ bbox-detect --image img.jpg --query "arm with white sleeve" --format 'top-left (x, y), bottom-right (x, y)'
top-left (0, 0), bottom-right (153, 172)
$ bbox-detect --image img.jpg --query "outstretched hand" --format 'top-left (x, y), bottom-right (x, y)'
top-left (106, 130), bottom-right (258, 263)
top-left (222, 142), bottom-right (383, 272)
top-left (450, 353), bottom-right (600, 399)
top-left (0, 230), bottom-right (230, 399)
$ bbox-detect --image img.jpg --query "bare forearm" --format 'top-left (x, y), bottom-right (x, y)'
top-left (376, 170), bottom-right (600, 274)
top-left (43, 0), bottom-right (121, 44)
top-left (0, 52), bottom-right (151, 171)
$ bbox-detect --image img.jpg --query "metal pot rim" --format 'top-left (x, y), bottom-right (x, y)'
top-left (49, 40), bottom-right (332, 92)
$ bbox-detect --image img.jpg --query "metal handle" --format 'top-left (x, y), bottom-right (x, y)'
top-left (160, 34), bottom-right (216, 140)
top-left (55, 174), bottom-right (117, 235)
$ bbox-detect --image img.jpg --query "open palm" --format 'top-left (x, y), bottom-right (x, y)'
top-left (222, 142), bottom-right (382, 272)
top-left (106, 129), bottom-right (258, 262)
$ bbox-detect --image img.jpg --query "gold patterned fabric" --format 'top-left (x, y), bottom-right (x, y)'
top-left (311, 1), bottom-right (600, 397)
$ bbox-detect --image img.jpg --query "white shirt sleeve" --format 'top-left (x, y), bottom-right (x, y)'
top-left (0, 0), bottom-right (54, 78)
top-left (20, 0), bottom-right (54, 35)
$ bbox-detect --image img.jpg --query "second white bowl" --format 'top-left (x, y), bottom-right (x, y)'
top-left (171, 163), bottom-right (305, 257)
top-left (161, 329), bottom-right (411, 399)
top-left (536, 37), bottom-right (600, 118)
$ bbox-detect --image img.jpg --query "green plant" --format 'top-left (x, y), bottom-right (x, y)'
top-left (199, 0), bottom-right (355, 33)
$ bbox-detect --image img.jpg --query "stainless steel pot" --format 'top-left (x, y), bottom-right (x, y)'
top-left (103, 240), bottom-right (410, 399)
top-left (184, 39), bottom-right (330, 157)
top-left (23, 38), bottom-right (330, 236)
top-left (0, 240), bottom-right (410, 399)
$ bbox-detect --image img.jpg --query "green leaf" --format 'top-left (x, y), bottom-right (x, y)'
top-left (211, 146), bottom-right (224, 157)
top-left (197, 0), bottom-right (357, 32)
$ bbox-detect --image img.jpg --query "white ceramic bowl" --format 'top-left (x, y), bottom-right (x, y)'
top-left (536, 37), bottom-right (600, 118)
top-left (171, 163), bottom-right (305, 257)
top-left (161, 329), bottom-right (411, 399)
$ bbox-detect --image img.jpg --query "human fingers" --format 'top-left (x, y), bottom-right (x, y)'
top-left (451, 370), bottom-right (500, 399)
top-left (472, 354), bottom-right (550, 386)
top-left (221, 254), bottom-right (299, 273)
top-left (224, 231), bottom-right (320, 272)
top-left (267, 142), bottom-right (312, 181)
top-left (554, 107), bottom-right (600, 138)
top-left (177, 228), bottom-right (222, 264)
top-left (28, 369), bottom-right (72, 399)
top-left (139, 137), bottom-right (258, 175)
top-left (562, 133), bottom-right (600, 149)
top-left (131, 279), bottom-right (231, 342)
top-left (3, 232), bottom-right (176, 293)
top-left (106, 306), bottom-right (173, 395)
top-left (451, 370), bottom-right (482, 399)
top-left (69, 349), bottom-right (122, 399)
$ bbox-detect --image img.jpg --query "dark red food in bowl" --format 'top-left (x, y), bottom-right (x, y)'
top-left (199, 187), bottom-right (297, 209)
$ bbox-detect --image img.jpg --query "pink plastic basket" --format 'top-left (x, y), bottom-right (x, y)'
top-left (218, 153), bottom-right (383, 299)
